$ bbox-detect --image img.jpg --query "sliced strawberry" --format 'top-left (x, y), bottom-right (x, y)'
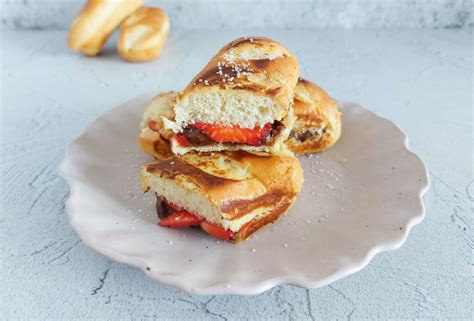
top-left (148, 120), bottom-right (160, 132)
top-left (158, 211), bottom-right (203, 228)
top-left (200, 221), bottom-right (235, 241)
top-left (171, 134), bottom-right (189, 147)
top-left (193, 122), bottom-right (272, 146)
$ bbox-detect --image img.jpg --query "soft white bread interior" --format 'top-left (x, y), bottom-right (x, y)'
top-left (140, 152), bottom-right (303, 239)
top-left (162, 37), bottom-right (300, 132)
top-left (68, 0), bottom-right (143, 56)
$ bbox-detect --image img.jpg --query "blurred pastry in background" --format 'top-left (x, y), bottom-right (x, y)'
top-left (118, 7), bottom-right (170, 62)
top-left (286, 79), bottom-right (341, 154)
top-left (68, 0), bottom-right (143, 56)
top-left (160, 37), bottom-right (300, 156)
top-left (141, 152), bottom-right (303, 243)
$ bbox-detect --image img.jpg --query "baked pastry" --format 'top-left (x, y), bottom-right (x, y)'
top-left (138, 92), bottom-right (176, 159)
top-left (68, 0), bottom-right (143, 56)
top-left (160, 37), bottom-right (300, 156)
top-left (117, 7), bottom-right (170, 62)
top-left (141, 152), bottom-right (303, 242)
top-left (286, 78), bottom-right (341, 154)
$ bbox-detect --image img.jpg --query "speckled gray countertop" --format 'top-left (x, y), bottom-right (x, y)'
top-left (1, 28), bottom-right (473, 319)
top-left (2, 0), bottom-right (473, 30)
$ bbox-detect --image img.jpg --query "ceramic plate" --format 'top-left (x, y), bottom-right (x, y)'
top-left (59, 93), bottom-right (429, 295)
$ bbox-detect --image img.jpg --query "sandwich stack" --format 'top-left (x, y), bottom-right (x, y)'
top-left (139, 37), bottom-right (341, 243)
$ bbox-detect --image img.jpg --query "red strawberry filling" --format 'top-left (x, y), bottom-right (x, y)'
top-left (171, 121), bottom-right (283, 147)
top-left (192, 122), bottom-right (272, 146)
top-left (149, 120), bottom-right (283, 147)
top-left (158, 211), bottom-right (203, 228)
top-left (156, 198), bottom-right (237, 241)
top-left (170, 134), bottom-right (189, 147)
top-left (200, 221), bottom-right (235, 241)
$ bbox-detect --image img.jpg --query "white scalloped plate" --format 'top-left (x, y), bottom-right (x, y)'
top-left (59, 93), bottom-right (429, 295)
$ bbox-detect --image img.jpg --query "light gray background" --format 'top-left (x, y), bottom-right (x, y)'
top-left (1, 0), bottom-right (473, 320)
top-left (1, 0), bottom-right (473, 30)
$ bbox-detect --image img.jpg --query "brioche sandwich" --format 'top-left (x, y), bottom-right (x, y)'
top-left (286, 79), bottom-right (341, 154)
top-left (138, 79), bottom-right (341, 159)
top-left (141, 152), bottom-right (303, 242)
top-left (158, 37), bottom-right (300, 156)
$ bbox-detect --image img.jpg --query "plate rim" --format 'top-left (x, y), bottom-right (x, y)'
top-left (59, 94), bottom-right (430, 295)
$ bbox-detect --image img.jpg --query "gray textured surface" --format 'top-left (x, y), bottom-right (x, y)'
top-left (1, 29), bottom-right (473, 319)
top-left (1, 0), bottom-right (473, 30)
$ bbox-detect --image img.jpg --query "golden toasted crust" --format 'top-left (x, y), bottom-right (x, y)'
top-left (179, 37), bottom-right (300, 117)
top-left (117, 7), bottom-right (170, 62)
top-left (68, 0), bottom-right (143, 56)
top-left (286, 78), bottom-right (342, 154)
top-left (139, 78), bottom-right (341, 159)
top-left (232, 194), bottom-right (296, 242)
top-left (141, 152), bottom-right (303, 222)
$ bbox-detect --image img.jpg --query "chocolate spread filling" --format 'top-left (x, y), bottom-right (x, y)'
top-left (265, 121), bottom-right (285, 145)
top-left (155, 196), bottom-right (174, 219)
top-left (181, 127), bottom-right (211, 146)
top-left (289, 126), bottom-right (327, 142)
top-left (180, 121), bottom-right (284, 146)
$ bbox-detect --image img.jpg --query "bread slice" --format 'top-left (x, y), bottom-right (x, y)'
top-left (286, 79), bottom-right (342, 154)
top-left (160, 37), bottom-right (300, 155)
top-left (68, 0), bottom-right (144, 56)
top-left (140, 152), bottom-right (303, 242)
